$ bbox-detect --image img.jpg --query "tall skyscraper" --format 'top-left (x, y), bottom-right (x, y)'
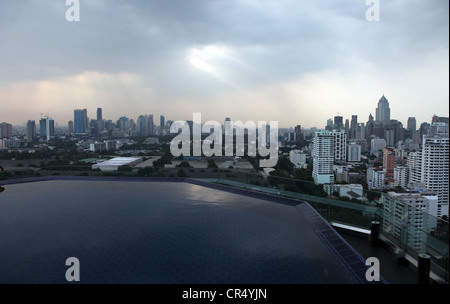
top-left (294, 125), bottom-right (303, 144)
top-left (312, 130), bottom-right (334, 185)
top-left (350, 115), bottom-right (358, 139)
top-left (39, 118), bottom-right (46, 137)
top-left (334, 116), bottom-right (344, 131)
top-left (365, 114), bottom-right (374, 140)
top-left (89, 119), bottom-right (99, 136)
top-left (407, 117), bottom-right (416, 132)
top-left (130, 119), bottom-right (136, 132)
top-left (148, 114), bottom-right (154, 135)
top-left (160, 115), bottom-right (165, 128)
top-left (39, 117), bottom-right (54, 141)
top-left (83, 109), bottom-right (89, 132)
top-left (96, 108), bottom-right (105, 133)
top-left (46, 118), bottom-right (55, 141)
top-left (97, 108), bottom-right (102, 121)
top-left (344, 119), bottom-right (350, 138)
top-left (117, 117), bottom-right (130, 131)
top-left (356, 123), bottom-right (365, 140)
top-left (68, 121), bottom-right (74, 134)
top-left (376, 95), bottom-right (391, 126)
top-left (137, 115), bottom-right (148, 136)
top-left (26, 120), bottom-right (36, 142)
top-left (388, 120), bottom-right (405, 145)
top-left (74, 109), bottom-right (87, 134)
top-left (384, 129), bottom-right (395, 147)
top-left (0, 122), bottom-right (13, 139)
top-left (326, 119), bottom-right (333, 131)
top-left (419, 122), bottom-right (431, 139)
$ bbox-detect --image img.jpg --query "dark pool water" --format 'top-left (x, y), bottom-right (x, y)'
top-left (0, 180), bottom-right (356, 284)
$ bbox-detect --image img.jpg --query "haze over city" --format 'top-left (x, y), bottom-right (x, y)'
top-left (0, 0), bottom-right (448, 128)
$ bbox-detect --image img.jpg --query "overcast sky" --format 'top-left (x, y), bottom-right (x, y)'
top-left (0, 0), bottom-right (448, 128)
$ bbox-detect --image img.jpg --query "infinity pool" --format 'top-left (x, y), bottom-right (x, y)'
top-left (0, 178), bottom-right (373, 284)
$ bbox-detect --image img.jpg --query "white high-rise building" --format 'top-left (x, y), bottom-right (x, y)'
top-left (90, 142), bottom-right (107, 153)
top-left (312, 131), bottom-right (334, 185)
top-left (429, 122), bottom-right (449, 136)
top-left (371, 138), bottom-right (386, 153)
top-left (381, 191), bottom-right (438, 253)
top-left (421, 133), bottom-right (449, 217)
top-left (393, 166), bottom-right (408, 189)
top-left (289, 150), bottom-right (307, 168)
top-left (347, 142), bottom-right (361, 162)
top-left (407, 150), bottom-right (422, 186)
top-left (367, 167), bottom-right (386, 190)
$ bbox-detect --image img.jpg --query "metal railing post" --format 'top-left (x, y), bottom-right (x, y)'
top-left (417, 253), bottom-right (431, 284)
top-left (370, 221), bottom-right (380, 247)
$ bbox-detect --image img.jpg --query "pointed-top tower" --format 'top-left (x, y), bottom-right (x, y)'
top-left (376, 95), bottom-right (390, 126)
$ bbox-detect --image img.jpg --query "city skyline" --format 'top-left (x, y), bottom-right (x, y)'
top-left (3, 97), bottom-right (447, 132)
top-left (0, 0), bottom-right (448, 128)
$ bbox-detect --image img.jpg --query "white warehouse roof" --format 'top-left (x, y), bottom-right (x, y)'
top-left (92, 157), bottom-right (142, 170)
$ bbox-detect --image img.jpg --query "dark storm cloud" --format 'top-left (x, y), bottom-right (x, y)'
top-left (1, 0), bottom-right (447, 84)
top-left (0, 0), bottom-right (448, 126)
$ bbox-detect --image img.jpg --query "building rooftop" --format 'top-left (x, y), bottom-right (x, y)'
top-left (92, 157), bottom-right (142, 168)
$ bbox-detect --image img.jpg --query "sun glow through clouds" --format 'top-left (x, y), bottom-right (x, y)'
top-left (187, 45), bottom-right (240, 87)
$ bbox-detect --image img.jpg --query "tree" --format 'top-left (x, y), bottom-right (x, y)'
top-left (274, 155), bottom-right (294, 173)
top-left (177, 169), bottom-right (186, 177)
top-left (153, 153), bottom-right (172, 168)
top-left (177, 161), bottom-right (191, 168)
top-left (293, 166), bottom-right (314, 182)
top-left (118, 165), bottom-right (132, 172)
top-left (137, 167), bottom-right (154, 177)
top-left (207, 159), bottom-right (218, 168)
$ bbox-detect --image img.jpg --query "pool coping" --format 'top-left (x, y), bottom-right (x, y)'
top-left (1, 176), bottom-right (387, 284)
